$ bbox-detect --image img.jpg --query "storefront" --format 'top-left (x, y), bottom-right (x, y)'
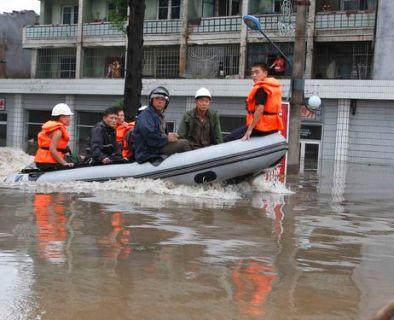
top-left (300, 104), bottom-right (323, 172)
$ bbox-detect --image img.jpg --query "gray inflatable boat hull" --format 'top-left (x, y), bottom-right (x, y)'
top-left (6, 133), bottom-right (287, 185)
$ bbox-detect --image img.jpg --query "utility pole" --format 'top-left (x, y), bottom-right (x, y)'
top-left (287, 0), bottom-right (309, 174)
top-left (124, 0), bottom-right (146, 121)
top-left (179, 0), bottom-right (189, 78)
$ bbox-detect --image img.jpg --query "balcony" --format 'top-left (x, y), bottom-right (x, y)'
top-left (23, 24), bottom-right (77, 48)
top-left (315, 11), bottom-right (375, 41)
top-left (190, 16), bottom-right (241, 33)
top-left (315, 11), bottom-right (375, 29)
top-left (23, 10), bottom-right (376, 49)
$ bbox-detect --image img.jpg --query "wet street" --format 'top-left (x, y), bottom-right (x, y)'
top-left (0, 159), bottom-right (394, 320)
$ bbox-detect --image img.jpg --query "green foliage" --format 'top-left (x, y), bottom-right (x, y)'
top-left (108, 0), bottom-right (128, 33)
top-left (113, 98), bottom-right (124, 109)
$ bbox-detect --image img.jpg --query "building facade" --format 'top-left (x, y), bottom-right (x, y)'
top-left (24, 0), bottom-right (379, 81)
top-left (0, 11), bottom-right (38, 79)
top-left (1, 0), bottom-right (393, 170)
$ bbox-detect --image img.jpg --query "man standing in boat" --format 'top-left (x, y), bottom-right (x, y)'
top-left (224, 62), bottom-right (284, 142)
top-left (88, 107), bottom-right (123, 164)
top-left (177, 87), bottom-right (223, 149)
top-left (132, 86), bottom-right (190, 163)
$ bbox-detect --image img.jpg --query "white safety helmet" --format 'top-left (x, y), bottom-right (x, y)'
top-left (195, 87), bottom-right (212, 100)
top-left (51, 103), bottom-right (73, 116)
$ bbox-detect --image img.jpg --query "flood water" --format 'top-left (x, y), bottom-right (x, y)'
top-left (0, 148), bottom-right (394, 320)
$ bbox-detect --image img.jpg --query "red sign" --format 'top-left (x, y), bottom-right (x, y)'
top-left (300, 104), bottom-right (315, 119)
top-left (0, 98), bottom-right (5, 111)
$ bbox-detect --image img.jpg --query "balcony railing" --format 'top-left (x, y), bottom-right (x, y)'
top-left (25, 24), bottom-right (77, 39)
top-left (26, 20), bottom-right (181, 40)
top-left (25, 10), bottom-right (375, 42)
top-left (191, 16), bottom-right (241, 33)
top-left (83, 22), bottom-right (124, 37)
top-left (257, 14), bottom-right (296, 31)
top-left (84, 20), bottom-right (182, 36)
top-left (315, 11), bottom-right (375, 29)
top-left (144, 19), bottom-right (181, 34)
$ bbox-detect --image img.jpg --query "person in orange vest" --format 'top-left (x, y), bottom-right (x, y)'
top-left (232, 260), bottom-right (277, 317)
top-left (224, 62), bottom-right (284, 142)
top-left (115, 107), bottom-right (135, 159)
top-left (34, 194), bottom-right (68, 263)
top-left (270, 55), bottom-right (286, 75)
top-left (34, 103), bottom-right (74, 171)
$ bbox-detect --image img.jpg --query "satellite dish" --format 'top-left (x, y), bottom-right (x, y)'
top-left (307, 95), bottom-right (321, 110)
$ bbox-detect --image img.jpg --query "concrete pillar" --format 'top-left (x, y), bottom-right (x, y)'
top-left (334, 99), bottom-right (351, 162)
top-left (305, 0), bottom-right (316, 79)
top-left (7, 95), bottom-right (25, 149)
top-left (238, 0), bottom-right (249, 79)
top-left (0, 37), bottom-right (5, 79)
top-left (65, 95), bottom-right (77, 152)
top-left (179, 0), bottom-right (189, 78)
top-left (39, 0), bottom-right (46, 24)
top-left (372, 0), bottom-right (394, 79)
top-left (30, 49), bottom-right (38, 79)
top-left (75, 0), bottom-right (84, 79)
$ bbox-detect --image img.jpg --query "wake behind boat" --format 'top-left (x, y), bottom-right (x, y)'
top-left (5, 133), bottom-right (287, 185)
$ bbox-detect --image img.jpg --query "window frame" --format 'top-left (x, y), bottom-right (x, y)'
top-left (24, 110), bottom-right (52, 154)
top-left (157, 0), bottom-right (180, 20)
top-left (62, 5), bottom-right (79, 24)
top-left (76, 111), bottom-right (103, 154)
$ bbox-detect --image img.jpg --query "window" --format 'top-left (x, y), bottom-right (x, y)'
top-left (143, 46), bottom-right (179, 79)
top-left (158, 0), bottom-right (180, 19)
top-left (0, 113), bottom-right (6, 146)
top-left (218, 0), bottom-right (241, 16)
top-left (342, 0), bottom-right (359, 10)
top-left (107, 1), bottom-right (127, 19)
top-left (313, 42), bottom-right (373, 79)
top-left (77, 112), bottom-right (102, 154)
top-left (247, 43), bottom-right (293, 78)
top-left (60, 57), bottom-right (76, 79)
top-left (84, 47), bottom-right (125, 78)
top-left (62, 5), bottom-right (79, 24)
top-left (187, 44), bottom-right (240, 79)
top-left (25, 110), bottom-right (51, 155)
top-left (37, 48), bottom-right (76, 79)
top-left (219, 116), bottom-right (244, 137)
top-left (202, 0), bottom-right (214, 17)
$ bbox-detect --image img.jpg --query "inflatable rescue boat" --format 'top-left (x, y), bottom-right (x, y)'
top-left (5, 133), bottom-right (287, 185)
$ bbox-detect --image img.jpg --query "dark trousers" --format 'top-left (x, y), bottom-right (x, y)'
top-left (159, 139), bottom-right (191, 156)
top-left (36, 163), bottom-right (63, 171)
top-left (224, 125), bottom-right (278, 142)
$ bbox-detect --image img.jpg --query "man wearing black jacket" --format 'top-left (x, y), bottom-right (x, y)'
top-left (89, 107), bottom-right (123, 164)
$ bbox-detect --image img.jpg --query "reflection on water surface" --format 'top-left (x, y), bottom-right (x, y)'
top-left (0, 158), bottom-right (394, 319)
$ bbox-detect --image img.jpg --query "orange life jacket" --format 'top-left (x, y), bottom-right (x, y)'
top-left (274, 58), bottom-right (285, 73)
top-left (232, 260), bottom-right (277, 317)
top-left (116, 122), bottom-right (135, 158)
top-left (245, 78), bottom-right (284, 132)
top-left (34, 194), bottom-right (67, 262)
top-left (34, 121), bottom-right (70, 164)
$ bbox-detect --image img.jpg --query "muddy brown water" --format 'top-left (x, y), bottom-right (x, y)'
top-left (0, 161), bottom-right (393, 320)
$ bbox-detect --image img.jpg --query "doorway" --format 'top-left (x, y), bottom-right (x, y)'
top-left (299, 124), bottom-right (322, 172)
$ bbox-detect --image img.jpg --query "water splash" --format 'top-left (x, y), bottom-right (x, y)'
top-left (0, 147), bottom-right (33, 180)
top-left (0, 147), bottom-right (293, 200)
